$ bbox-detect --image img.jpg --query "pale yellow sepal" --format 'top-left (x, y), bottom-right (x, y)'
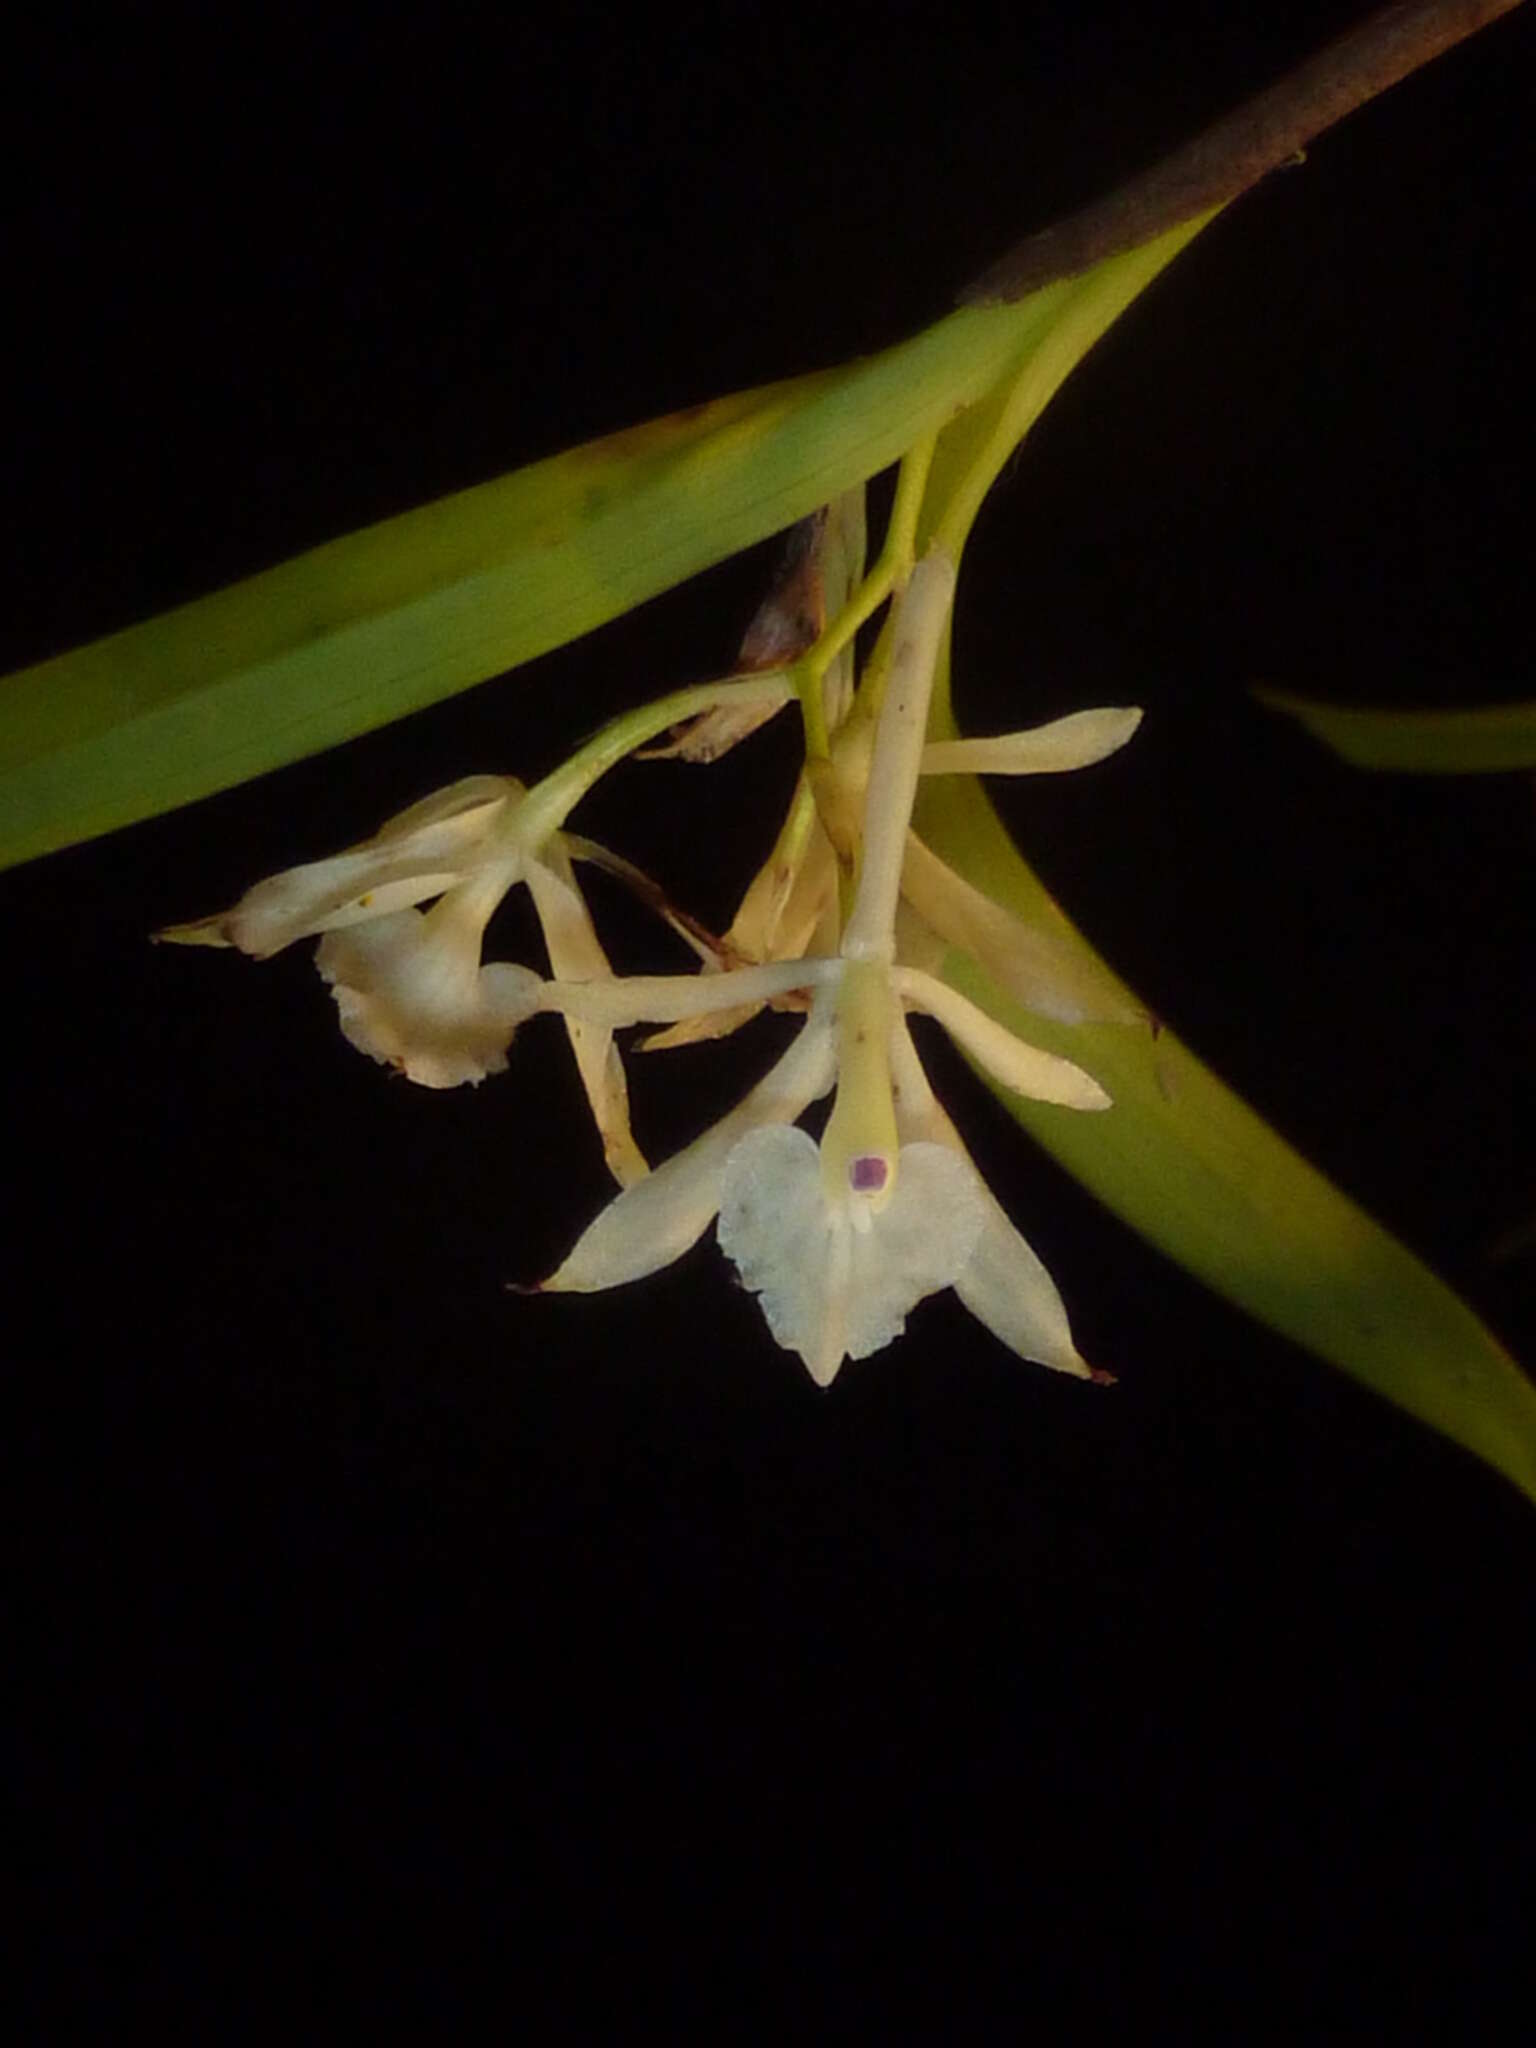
top-left (543, 1014), bottom-right (837, 1292)
top-left (887, 1019), bottom-right (1091, 1378)
top-left (638, 790), bottom-right (839, 1052)
top-left (900, 830), bottom-right (1146, 1027)
top-left (538, 959), bottom-right (834, 1031)
top-left (157, 776), bottom-right (518, 958)
top-left (525, 840), bottom-right (648, 1186)
top-left (893, 967), bottom-right (1111, 1110)
top-left (920, 707), bottom-right (1142, 777)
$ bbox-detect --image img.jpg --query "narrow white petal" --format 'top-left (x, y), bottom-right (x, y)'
top-left (888, 1020), bottom-right (1089, 1377)
top-left (210, 783), bottom-right (520, 958)
top-left (373, 775), bottom-right (523, 840)
top-left (222, 853), bottom-right (467, 958)
top-left (894, 969), bottom-right (1111, 1110)
top-left (526, 845), bottom-right (647, 1187)
top-left (951, 1215), bottom-right (1091, 1379)
top-left (891, 898), bottom-right (949, 979)
top-left (539, 958), bottom-right (836, 1029)
top-left (718, 1129), bottom-right (984, 1384)
top-left (542, 1018), bottom-right (836, 1293)
top-left (152, 911), bottom-right (240, 950)
top-left (900, 831), bottom-right (1146, 1027)
top-left (726, 799), bottom-right (839, 967)
top-left (920, 707), bottom-right (1143, 777)
top-left (639, 1003), bottom-right (766, 1052)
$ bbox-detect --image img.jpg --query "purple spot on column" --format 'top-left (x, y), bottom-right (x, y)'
top-left (849, 1155), bottom-right (888, 1193)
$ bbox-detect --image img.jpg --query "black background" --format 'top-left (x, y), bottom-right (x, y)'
top-left (7, 1), bottom-right (1536, 2029)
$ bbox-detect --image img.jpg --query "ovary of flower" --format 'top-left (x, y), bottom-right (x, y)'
top-left (539, 544), bottom-right (1117, 1383)
top-left (157, 773), bottom-right (648, 1182)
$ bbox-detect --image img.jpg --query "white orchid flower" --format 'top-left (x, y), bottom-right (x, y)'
top-left (158, 668), bottom-right (797, 1181)
top-left (158, 772), bottom-right (647, 1178)
top-left (540, 545), bottom-right (1120, 1383)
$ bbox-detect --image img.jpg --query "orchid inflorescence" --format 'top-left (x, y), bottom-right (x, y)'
top-left (162, 479), bottom-right (1144, 1386)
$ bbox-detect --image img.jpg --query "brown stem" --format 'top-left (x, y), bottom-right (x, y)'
top-left (961, 0), bottom-right (1526, 305)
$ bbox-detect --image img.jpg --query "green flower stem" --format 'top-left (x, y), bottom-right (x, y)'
top-left (795, 438), bottom-right (938, 760)
top-left (806, 433), bottom-right (938, 700)
top-left (930, 214), bottom-right (1217, 566)
top-left (518, 671), bottom-right (793, 844)
top-left (795, 662), bottom-right (832, 765)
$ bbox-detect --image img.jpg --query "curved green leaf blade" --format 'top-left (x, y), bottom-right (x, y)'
top-left (915, 763), bottom-right (1536, 1504)
top-left (1255, 688), bottom-right (1536, 773)
top-left (0, 288), bottom-right (1093, 874)
top-left (897, 220), bottom-right (1535, 1501)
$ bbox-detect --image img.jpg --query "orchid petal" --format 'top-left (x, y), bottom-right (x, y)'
top-left (160, 777), bottom-right (520, 958)
top-left (161, 853), bottom-right (465, 958)
top-left (894, 967), bottom-right (1111, 1110)
top-left (628, 803), bottom-right (839, 1054)
top-left (636, 819), bottom-right (837, 1050)
top-left (525, 841), bottom-right (647, 1187)
top-left (900, 830), bottom-right (1145, 1027)
top-left (371, 774), bottom-right (524, 839)
top-left (639, 1001), bottom-right (766, 1052)
top-left (539, 958), bottom-right (834, 1030)
top-left (889, 1020), bottom-right (1090, 1377)
top-left (717, 1127), bottom-right (985, 1385)
top-left (920, 707), bottom-right (1142, 777)
top-left (727, 797), bottom-right (840, 967)
top-left (953, 1218), bottom-right (1096, 1381)
top-left (542, 1015), bottom-right (837, 1293)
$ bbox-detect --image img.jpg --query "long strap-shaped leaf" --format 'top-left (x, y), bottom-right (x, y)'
top-left (915, 705), bottom-right (1536, 1505)
top-left (905, 279), bottom-right (1536, 1504)
top-left (1256, 689), bottom-right (1536, 773)
top-left (0, 263), bottom-right (1169, 875)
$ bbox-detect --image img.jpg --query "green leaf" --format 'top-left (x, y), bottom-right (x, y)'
top-left (915, 760), bottom-right (1536, 1504)
top-left (895, 230), bottom-right (1535, 1503)
top-left (0, 234), bottom-right (1208, 875)
top-left (1255, 688), bottom-right (1536, 773)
